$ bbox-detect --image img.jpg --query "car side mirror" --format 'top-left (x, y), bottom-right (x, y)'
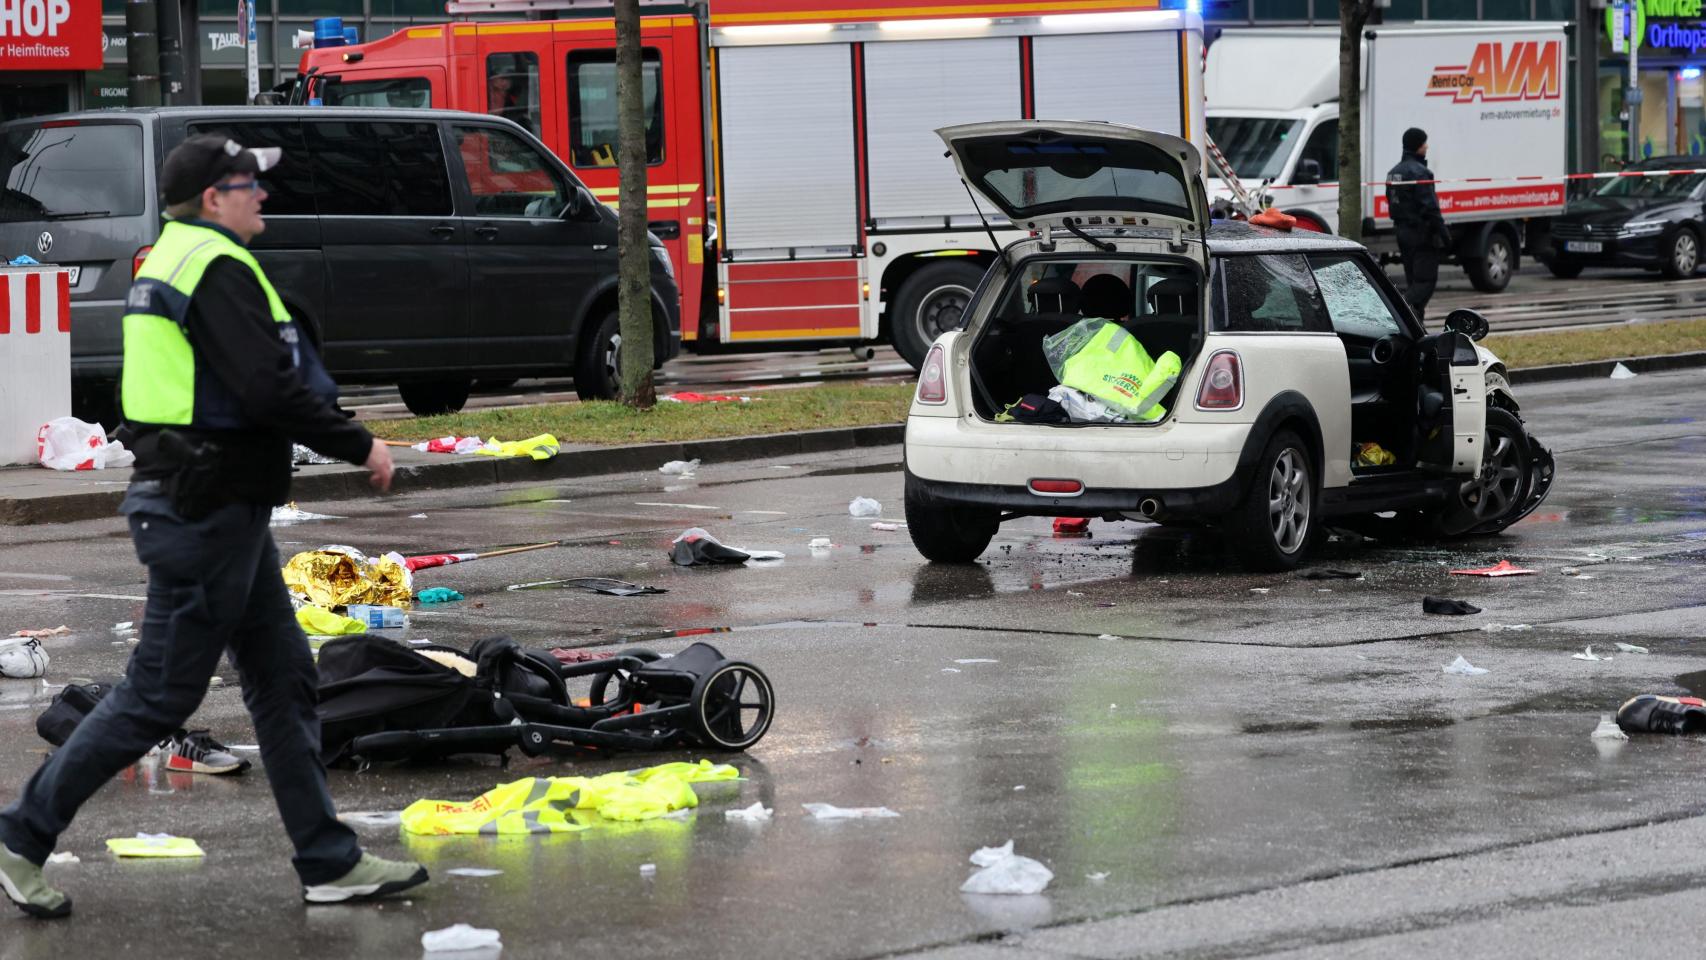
top-left (1443, 308), bottom-right (1490, 341)
top-left (1294, 158), bottom-right (1322, 186)
top-left (562, 188), bottom-right (593, 221)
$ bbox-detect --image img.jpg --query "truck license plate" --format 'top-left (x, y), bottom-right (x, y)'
top-left (64, 266), bottom-right (79, 285)
top-left (1564, 241), bottom-right (1602, 253)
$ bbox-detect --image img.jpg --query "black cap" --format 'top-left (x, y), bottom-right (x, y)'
top-left (1402, 127), bottom-right (1428, 153)
top-left (159, 134), bottom-right (281, 206)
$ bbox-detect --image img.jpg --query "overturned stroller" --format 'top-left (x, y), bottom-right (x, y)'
top-left (317, 637), bottom-right (774, 766)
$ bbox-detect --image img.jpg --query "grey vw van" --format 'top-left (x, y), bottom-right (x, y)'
top-left (0, 106), bottom-right (680, 419)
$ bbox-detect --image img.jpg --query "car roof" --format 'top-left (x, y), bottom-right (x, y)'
top-left (1628, 155), bottom-right (1706, 170)
top-left (0, 105), bottom-right (515, 129)
top-left (1206, 220), bottom-right (1366, 255)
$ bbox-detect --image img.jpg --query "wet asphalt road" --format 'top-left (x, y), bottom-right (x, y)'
top-left (3, 368), bottom-right (1706, 958)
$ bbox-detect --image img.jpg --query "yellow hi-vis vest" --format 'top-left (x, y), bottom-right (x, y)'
top-left (120, 220), bottom-right (296, 428)
top-left (1056, 320), bottom-right (1182, 422)
top-left (400, 760), bottom-right (741, 836)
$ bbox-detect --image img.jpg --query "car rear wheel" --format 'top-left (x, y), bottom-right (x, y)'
top-left (397, 379), bottom-right (471, 416)
top-left (891, 261), bottom-right (983, 370)
top-left (1663, 227), bottom-right (1700, 279)
top-left (904, 474), bottom-right (998, 563)
top-left (575, 310), bottom-right (622, 401)
top-left (1544, 257), bottom-right (1584, 279)
top-left (1228, 430), bottom-right (1315, 571)
top-left (1467, 230), bottom-right (1515, 292)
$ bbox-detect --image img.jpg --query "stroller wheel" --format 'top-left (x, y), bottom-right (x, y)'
top-left (517, 726), bottom-right (548, 757)
top-left (690, 661), bottom-right (774, 751)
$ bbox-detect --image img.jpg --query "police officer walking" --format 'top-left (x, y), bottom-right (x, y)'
top-left (1386, 127), bottom-right (1452, 323)
top-left (0, 136), bottom-right (428, 918)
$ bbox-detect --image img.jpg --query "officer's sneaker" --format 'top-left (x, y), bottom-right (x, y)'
top-left (1616, 694), bottom-right (1706, 736)
top-left (302, 853), bottom-right (428, 904)
top-left (162, 730), bottom-right (251, 775)
top-left (0, 844), bottom-right (70, 919)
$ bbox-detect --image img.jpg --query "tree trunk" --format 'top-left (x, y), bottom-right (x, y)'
top-left (614, 0), bottom-right (656, 408)
top-left (1337, 0), bottom-right (1371, 243)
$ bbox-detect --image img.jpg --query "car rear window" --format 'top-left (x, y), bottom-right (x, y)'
top-left (0, 123), bottom-right (145, 222)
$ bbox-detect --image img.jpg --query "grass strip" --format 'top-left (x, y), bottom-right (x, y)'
top-left (1484, 317), bottom-right (1706, 369)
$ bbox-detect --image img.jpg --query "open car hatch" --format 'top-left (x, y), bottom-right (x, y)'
top-left (937, 120), bottom-right (1207, 240)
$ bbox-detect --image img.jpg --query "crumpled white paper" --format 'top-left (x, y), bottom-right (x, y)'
top-left (1572, 646), bottom-right (1612, 662)
top-left (421, 924), bottom-right (501, 953)
top-left (801, 803), bottom-right (899, 820)
top-left (961, 839), bottom-right (1054, 895)
top-left (848, 497), bottom-right (882, 518)
top-left (1591, 715), bottom-right (1629, 741)
top-left (724, 802), bottom-right (773, 823)
top-left (659, 459), bottom-right (700, 476)
top-left (1615, 642), bottom-right (1650, 655)
top-left (1442, 655), bottom-right (1488, 676)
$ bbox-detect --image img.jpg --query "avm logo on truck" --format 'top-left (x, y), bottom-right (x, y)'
top-left (1425, 40), bottom-right (1561, 104)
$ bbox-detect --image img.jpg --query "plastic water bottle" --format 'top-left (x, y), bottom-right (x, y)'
top-left (346, 605), bottom-right (406, 629)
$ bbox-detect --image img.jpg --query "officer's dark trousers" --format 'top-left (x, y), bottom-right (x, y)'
top-left (0, 487), bottom-right (360, 885)
top-left (1397, 229), bottom-right (1440, 323)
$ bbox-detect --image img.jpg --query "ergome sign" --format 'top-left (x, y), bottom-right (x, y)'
top-left (0, 0), bottom-right (102, 71)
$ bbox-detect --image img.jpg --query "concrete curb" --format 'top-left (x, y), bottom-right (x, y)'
top-left (1505, 350), bottom-right (1706, 385)
top-left (0, 423), bottom-right (904, 526)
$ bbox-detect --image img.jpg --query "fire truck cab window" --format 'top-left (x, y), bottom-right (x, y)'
top-left (319, 76), bottom-right (432, 109)
top-left (566, 48), bottom-right (663, 167)
top-left (453, 124), bottom-right (571, 219)
top-left (486, 53), bottom-right (541, 137)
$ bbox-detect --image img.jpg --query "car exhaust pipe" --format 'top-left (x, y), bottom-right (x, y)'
top-left (1137, 497), bottom-right (1162, 519)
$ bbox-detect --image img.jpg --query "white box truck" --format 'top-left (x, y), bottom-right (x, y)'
top-left (1205, 22), bottom-right (1569, 292)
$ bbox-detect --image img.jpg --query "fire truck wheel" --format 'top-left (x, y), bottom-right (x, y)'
top-left (397, 379), bottom-right (471, 416)
top-left (575, 310), bottom-right (622, 401)
top-left (891, 261), bottom-right (984, 370)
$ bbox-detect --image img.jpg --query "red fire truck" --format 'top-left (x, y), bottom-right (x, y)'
top-left (296, 0), bottom-right (1205, 369)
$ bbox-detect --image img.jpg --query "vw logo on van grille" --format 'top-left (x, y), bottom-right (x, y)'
top-left (36, 232), bottom-right (52, 255)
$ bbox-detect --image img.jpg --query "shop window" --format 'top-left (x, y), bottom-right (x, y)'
top-left (1251, 0), bottom-right (1308, 19)
top-left (186, 121), bottom-right (316, 216)
top-left (201, 69), bottom-right (249, 105)
top-left (1426, 0), bottom-right (1478, 19)
top-left (369, 0), bottom-right (445, 16)
top-left (1482, 0), bottom-right (1528, 16)
top-left (565, 48), bottom-right (663, 166)
top-left (1534, 0), bottom-right (1570, 17)
top-left (200, 21), bottom-right (275, 68)
top-left (1386, 0), bottom-right (1423, 19)
top-left (305, 120), bottom-right (452, 216)
top-left (276, 0), bottom-right (362, 15)
top-left (102, 0), bottom-right (124, 13)
top-left (84, 66), bottom-right (129, 109)
top-left (486, 52), bottom-right (541, 137)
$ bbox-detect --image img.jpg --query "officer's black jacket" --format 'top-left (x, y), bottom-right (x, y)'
top-left (1385, 151), bottom-right (1450, 243)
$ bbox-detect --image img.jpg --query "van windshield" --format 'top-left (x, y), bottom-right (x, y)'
top-left (1205, 116), bottom-right (1302, 181)
top-left (0, 123), bottom-right (145, 222)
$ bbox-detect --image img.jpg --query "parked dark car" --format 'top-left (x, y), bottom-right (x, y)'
top-left (1542, 156), bottom-right (1706, 280)
top-left (0, 106), bottom-right (680, 420)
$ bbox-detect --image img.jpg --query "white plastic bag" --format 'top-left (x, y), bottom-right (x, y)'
top-left (659, 459), bottom-right (701, 475)
top-left (37, 417), bottom-right (133, 471)
top-left (1047, 385), bottom-right (1127, 424)
top-left (849, 497), bottom-right (882, 518)
top-left (961, 840), bottom-right (1054, 895)
top-left (421, 924), bottom-right (501, 953)
top-left (0, 637), bottom-right (49, 678)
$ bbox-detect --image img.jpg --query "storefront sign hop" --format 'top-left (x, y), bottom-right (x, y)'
top-left (0, 0), bottom-right (102, 70)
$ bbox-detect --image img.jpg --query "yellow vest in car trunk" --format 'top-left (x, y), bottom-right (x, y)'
top-left (1053, 319), bottom-right (1182, 422)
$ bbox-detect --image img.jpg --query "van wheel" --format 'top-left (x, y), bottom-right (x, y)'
top-left (1466, 231), bottom-right (1515, 292)
top-left (1663, 227), bottom-right (1700, 279)
top-left (575, 310), bottom-right (621, 401)
top-left (1227, 430), bottom-right (1315, 571)
top-left (891, 261), bottom-right (984, 370)
top-left (1544, 258), bottom-right (1583, 279)
top-left (904, 474), bottom-right (997, 563)
top-left (397, 379), bottom-right (471, 416)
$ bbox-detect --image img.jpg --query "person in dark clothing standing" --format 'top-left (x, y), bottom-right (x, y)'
top-left (0, 136), bottom-right (427, 919)
top-left (1386, 127), bottom-right (1453, 323)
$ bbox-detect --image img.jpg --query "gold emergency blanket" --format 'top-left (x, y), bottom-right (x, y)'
top-left (282, 547), bottom-right (413, 609)
top-left (401, 760), bottom-right (740, 836)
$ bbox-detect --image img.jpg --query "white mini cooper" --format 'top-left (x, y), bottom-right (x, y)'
top-left (903, 121), bottom-right (1554, 571)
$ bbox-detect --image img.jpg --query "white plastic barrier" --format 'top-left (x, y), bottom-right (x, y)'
top-left (0, 266), bottom-right (72, 465)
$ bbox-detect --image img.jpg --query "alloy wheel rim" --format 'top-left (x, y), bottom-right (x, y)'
top-left (1487, 238), bottom-right (1510, 283)
top-left (916, 284), bottom-right (972, 341)
top-left (1460, 428), bottom-right (1524, 521)
top-left (603, 331), bottom-right (623, 384)
top-left (1679, 234), bottom-right (1698, 274)
top-left (1268, 448), bottom-right (1311, 554)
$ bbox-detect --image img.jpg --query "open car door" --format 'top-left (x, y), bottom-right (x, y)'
top-left (1420, 331), bottom-right (1486, 475)
top-left (936, 120), bottom-right (1209, 271)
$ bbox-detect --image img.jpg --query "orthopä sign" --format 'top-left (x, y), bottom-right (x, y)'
top-left (0, 0), bottom-right (101, 71)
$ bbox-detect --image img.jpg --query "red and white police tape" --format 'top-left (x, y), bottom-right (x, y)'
top-left (1255, 167), bottom-right (1706, 190)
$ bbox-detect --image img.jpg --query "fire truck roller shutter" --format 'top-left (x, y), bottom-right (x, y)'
top-left (717, 43), bottom-right (857, 255)
top-left (1032, 31), bottom-right (1185, 140)
top-left (863, 38), bottom-right (1020, 227)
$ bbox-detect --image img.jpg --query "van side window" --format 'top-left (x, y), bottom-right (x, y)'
top-left (486, 53), bottom-right (540, 137)
top-left (1217, 254), bottom-right (1330, 332)
top-left (319, 76), bottom-right (432, 109)
top-left (453, 124), bottom-right (570, 219)
top-left (305, 121), bottom-right (451, 217)
top-left (0, 123), bottom-right (144, 221)
top-left (566, 48), bottom-right (663, 167)
top-left (1309, 255), bottom-right (1405, 338)
top-left (1299, 120), bottom-right (1337, 180)
top-left (186, 121), bottom-right (315, 217)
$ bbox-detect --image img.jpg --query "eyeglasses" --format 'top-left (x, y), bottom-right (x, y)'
top-left (214, 179), bottom-right (269, 193)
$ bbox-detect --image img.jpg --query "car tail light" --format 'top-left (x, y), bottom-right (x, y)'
top-left (1196, 349), bottom-right (1242, 410)
top-left (917, 344), bottom-right (947, 404)
top-left (133, 245), bottom-right (152, 277)
top-left (1029, 479), bottom-right (1083, 496)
